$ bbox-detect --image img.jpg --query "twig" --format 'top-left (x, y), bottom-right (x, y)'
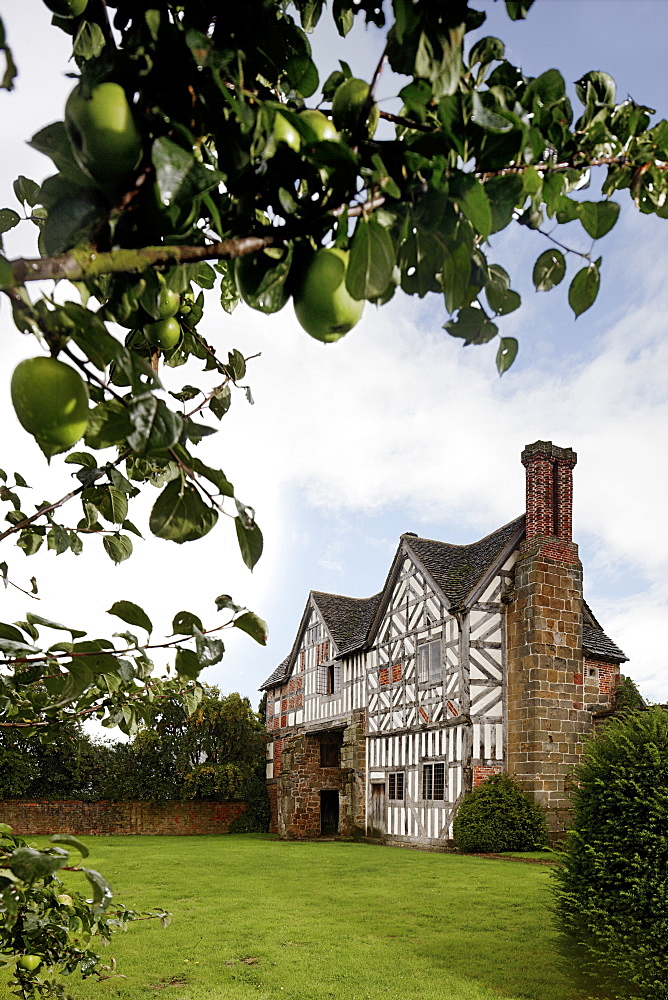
top-left (0, 450), bottom-right (131, 544)
top-left (60, 345), bottom-right (128, 405)
top-left (378, 109), bottom-right (434, 133)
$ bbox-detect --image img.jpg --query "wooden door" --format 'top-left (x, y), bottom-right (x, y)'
top-left (368, 783), bottom-right (386, 837)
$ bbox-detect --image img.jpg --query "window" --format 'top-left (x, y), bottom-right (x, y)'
top-left (316, 661), bottom-right (341, 695)
top-left (388, 772), bottom-right (404, 800)
top-left (307, 624), bottom-right (320, 644)
top-left (422, 762), bottom-right (445, 800)
top-left (417, 639), bottom-right (441, 683)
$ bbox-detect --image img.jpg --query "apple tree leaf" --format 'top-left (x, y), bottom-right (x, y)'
top-left (233, 611), bottom-right (268, 645)
top-left (532, 249), bottom-right (566, 291)
top-left (496, 337), bottom-right (518, 375)
top-left (174, 646), bottom-right (201, 679)
top-left (107, 600), bottom-right (153, 636)
top-left (347, 218), bottom-right (395, 300)
top-left (149, 480), bottom-right (218, 543)
top-left (568, 261), bottom-right (600, 317)
top-left (577, 200), bottom-right (620, 240)
top-left (235, 516), bottom-right (263, 571)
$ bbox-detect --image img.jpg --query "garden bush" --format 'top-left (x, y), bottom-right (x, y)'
top-left (553, 706), bottom-right (668, 1000)
top-left (453, 773), bottom-right (548, 853)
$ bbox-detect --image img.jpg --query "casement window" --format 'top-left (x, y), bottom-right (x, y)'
top-left (388, 772), bottom-right (404, 800)
top-left (422, 762), bottom-right (445, 800)
top-left (316, 661), bottom-right (341, 695)
top-left (417, 639), bottom-right (441, 683)
top-left (307, 624), bottom-right (321, 645)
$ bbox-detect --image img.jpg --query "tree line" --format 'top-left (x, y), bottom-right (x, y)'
top-left (0, 688), bottom-right (270, 825)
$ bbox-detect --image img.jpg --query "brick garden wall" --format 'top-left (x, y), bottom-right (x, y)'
top-left (0, 799), bottom-right (247, 836)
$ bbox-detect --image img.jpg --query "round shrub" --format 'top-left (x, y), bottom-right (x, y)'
top-left (453, 772), bottom-right (548, 853)
top-left (553, 706), bottom-right (668, 1000)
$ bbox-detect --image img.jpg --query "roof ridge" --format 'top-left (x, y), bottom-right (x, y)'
top-left (404, 513), bottom-right (525, 552)
top-left (312, 589), bottom-right (381, 603)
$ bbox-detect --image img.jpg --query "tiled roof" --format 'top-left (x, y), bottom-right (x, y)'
top-left (582, 602), bottom-right (628, 663)
top-left (260, 521), bottom-right (628, 690)
top-left (259, 655), bottom-right (290, 691)
top-left (312, 591), bottom-right (383, 656)
top-left (405, 515), bottom-right (525, 608)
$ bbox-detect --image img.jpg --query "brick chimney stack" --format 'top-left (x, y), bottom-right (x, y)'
top-left (521, 440), bottom-right (578, 562)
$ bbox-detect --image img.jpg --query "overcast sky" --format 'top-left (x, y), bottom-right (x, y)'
top-left (0, 0), bottom-right (666, 721)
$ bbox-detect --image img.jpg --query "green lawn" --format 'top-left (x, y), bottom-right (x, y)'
top-left (4, 835), bottom-right (592, 1000)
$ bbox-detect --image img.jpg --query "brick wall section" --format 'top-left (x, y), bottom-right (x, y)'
top-left (522, 441), bottom-right (576, 542)
top-left (0, 800), bottom-right (247, 836)
top-left (588, 659), bottom-right (620, 700)
top-left (472, 765), bottom-right (503, 788)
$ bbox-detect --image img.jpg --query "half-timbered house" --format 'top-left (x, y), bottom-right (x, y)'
top-left (261, 441), bottom-right (627, 845)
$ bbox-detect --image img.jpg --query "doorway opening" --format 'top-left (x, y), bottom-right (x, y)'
top-left (320, 789), bottom-right (339, 835)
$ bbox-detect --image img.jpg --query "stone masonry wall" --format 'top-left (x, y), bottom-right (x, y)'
top-left (0, 799), bottom-right (247, 836)
top-left (506, 536), bottom-right (587, 838)
top-left (276, 712), bottom-right (366, 839)
top-left (339, 711), bottom-right (366, 837)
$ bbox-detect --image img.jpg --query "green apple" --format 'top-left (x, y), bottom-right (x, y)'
top-left (273, 112), bottom-right (301, 152)
top-left (235, 250), bottom-right (290, 313)
top-left (332, 78), bottom-right (378, 137)
top-left (65, 82), bottom-right (142, 188)
top-left (11, 357), bottom-right (89, 456)
top-left (56, 893), bottom-right (74, 907)
top-left (144, 317), bottom-right (182, 350)
top-left (155, 285), bottom-right (181, 320)
top-left (293, 248), bottom-right (364, 342)
top-left (44, 0), bottom-right (87, 14)
top-left (18, 955), bottom-right (41, 972)
top-left (300, 110), bottom-right (339, 143)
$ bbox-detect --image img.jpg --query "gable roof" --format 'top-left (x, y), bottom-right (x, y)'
top-left (259, 655), bottom-right (291, 690)
top-left (313, 591), bottom-right (383, 657)
top-left (404, 515), bottom-right (525, 609)
top-left (260, 517), bottom-right (628, 689)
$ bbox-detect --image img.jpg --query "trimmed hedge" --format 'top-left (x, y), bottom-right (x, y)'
top-left (453, 773), bottom-right (548, 853)
top-left (553, 706), bottom-right (668, 1000)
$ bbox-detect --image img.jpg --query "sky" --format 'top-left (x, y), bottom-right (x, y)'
top-left (0, 0), bottom-right (666, 724)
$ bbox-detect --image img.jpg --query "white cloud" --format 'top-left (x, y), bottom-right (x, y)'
top-left (1, 2), bottom-right (665, 707)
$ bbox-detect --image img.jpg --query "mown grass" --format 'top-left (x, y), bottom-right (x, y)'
top-left (3, 834), bottom-right (592, 1000)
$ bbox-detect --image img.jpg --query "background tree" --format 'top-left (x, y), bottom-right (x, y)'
top-left (0, 0), bottom-right (667, 996)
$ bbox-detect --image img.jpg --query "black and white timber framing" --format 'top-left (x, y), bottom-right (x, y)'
top-left (261, 501), bottom-right (627, 846)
